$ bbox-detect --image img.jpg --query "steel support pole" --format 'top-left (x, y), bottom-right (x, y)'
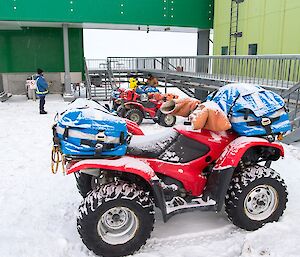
top-left (63, 24), bottom-right (73, 98)
top-left (195, 29), bottom-right (210, 100)
top-left (0, 73), bottom-right (11, 102)
top-left (197, 30), bottom-right (210, 55)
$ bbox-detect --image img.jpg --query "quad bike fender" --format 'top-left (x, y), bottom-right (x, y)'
top-left (67, 156), bottom-right (168, 219)
top-left (67, 156), bottom-right (157, 182)
top-left (213, 136), bottom-right (284, 170)
top-left (202, 137), bottom-right (284, 212)
top-left (124, 101), bottom-right (144, 110)
top-left (125, 119), bottom-right (144, 135)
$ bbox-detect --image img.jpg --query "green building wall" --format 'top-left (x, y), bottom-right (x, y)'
top-left (213, 0), bottom-right (300, 55)
top-left (0, 0), bottom-right (213, 30)
top-left (0, 27), bottom-right (83, 73)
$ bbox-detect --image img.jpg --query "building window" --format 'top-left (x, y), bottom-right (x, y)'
top-left (248, 44), bottom-right (258, 55)
top-left (221, 46), bottom-right (228, 55)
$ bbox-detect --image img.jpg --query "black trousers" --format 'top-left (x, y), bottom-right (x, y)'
top-left (39, 95), bottom-right (46, 111)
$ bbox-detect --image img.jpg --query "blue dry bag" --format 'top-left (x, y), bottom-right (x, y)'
top-left (207, 83), bottom-right (291, 137)
top-left (54, 99), bottom-right (129, 158)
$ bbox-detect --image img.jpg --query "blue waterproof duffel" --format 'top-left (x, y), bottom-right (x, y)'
top-left (207, 83), bottom-right (291, 137)
top-left (53, 99), bottom-right (129, 157)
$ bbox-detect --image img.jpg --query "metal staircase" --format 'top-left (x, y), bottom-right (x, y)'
top-left (229, 0), bottom-right (244, 55)
top-left (107, 60), bottom-right (118, 91)
top-left (89, 70), bottom-right (112, 100)
top-left (85, 55), bottom-right (300, 143)
top-left (84, 59), bottom-right (113, 100)
top-left (281, 82), bottom-right (300, 144)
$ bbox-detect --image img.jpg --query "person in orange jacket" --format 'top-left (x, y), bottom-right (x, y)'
top-left (147, 74), bottom-right (159, 87)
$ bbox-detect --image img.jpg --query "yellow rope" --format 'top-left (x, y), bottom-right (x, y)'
top-left (51, 145), bottom-right (66, 175)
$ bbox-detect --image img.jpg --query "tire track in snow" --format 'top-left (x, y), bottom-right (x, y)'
top-left (135, 226), bottom-right (246, 257)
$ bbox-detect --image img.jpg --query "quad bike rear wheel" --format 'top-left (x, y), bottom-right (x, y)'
top-left (125, 109), bottom-right (144, 125)
top-left (77, 182), bottom-right (154, 257)
top-left (158, 113), bottom-right (176, 127)
top-left (225, 165), bottom-right (288, 231)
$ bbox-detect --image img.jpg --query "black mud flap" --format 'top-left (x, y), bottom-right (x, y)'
top-left (151, 179), bottom-right (168, 222)
top-left (202, 167), bottom-right (235, 212)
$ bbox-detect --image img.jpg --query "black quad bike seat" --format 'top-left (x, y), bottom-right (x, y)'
top-left (127, 129), bottom-right (179, 158)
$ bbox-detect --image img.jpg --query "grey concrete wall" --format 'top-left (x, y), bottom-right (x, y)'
top-left (2, 72), bottom-right (82, 95)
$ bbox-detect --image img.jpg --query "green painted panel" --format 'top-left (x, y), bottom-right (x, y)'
top-left (265, 0), bottom-right (285, 14)
top-left (261, 13), bottom-right (283, 54)
top-left (282, 8), bottom-right (300, 54)
top-left (0, 28), bottom-right (83, 73)
top-left (0, 0), bottom-right (213, 29)
top-left (213, 0), bottom-right (230, 55)
top-left (213, 0), bottom-right (300, 55)
top-left (244, 0), bottom-right (266, 18)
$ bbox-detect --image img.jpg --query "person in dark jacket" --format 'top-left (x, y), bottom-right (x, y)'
top-left (35, 68), bottom-right (49, 114)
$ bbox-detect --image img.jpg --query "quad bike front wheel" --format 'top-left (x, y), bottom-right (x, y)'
top-left (113, 101), bottom-right (121, 111)
top-left (158, 113), bottom-right (176, 127)
top-left (77, 181), bottom-right (154, 257)
top-left (225, 165), bottom-right (288, 231)
top-left (125, 109), bottom-right (144, 125)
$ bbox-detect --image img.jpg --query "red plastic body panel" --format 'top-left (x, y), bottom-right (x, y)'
top-left (66, 126), bottom-right (284, 197)
top-left (145, 127), bottom-right (237, 195)
top-left (123, 89), bottom-right (140, 102)
top-left (213, 136), bottom-right (284, 170)
top-left (125, 119), bottom-right (144, 135)
top-left (67, 156), bottom-right (157, 182)
top-left (126, 127), bottom-right (237, 196)
top-left (124, 101), bottom-right (158, 118)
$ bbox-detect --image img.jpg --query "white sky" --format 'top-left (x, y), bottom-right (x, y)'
top-left (83, 29), bottom-right (198, 59)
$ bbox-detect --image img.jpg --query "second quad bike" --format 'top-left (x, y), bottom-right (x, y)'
top-left (64, 122), bottom-right (288, 257)
top-left (113, 88), bottom-right (176, 127)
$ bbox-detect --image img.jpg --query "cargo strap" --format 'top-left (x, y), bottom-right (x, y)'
top-left (79, 139), bottom-right (111, 155)
top-left (231, 108), bottom-right (286, 123)
top-left (246, 116), bottom-right (280, 128)
top-left (56, 126), bottom-right (122, 144)
top-left (247, 116), bottom-right (280, 141)
top-left (227, 93), bottom-right (241, 119)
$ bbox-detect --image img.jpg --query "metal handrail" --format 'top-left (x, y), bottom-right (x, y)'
top-left (103, 55), bottom-right (300, 89)
top-left (154, 57), bottom-right (177, 70)
top-left (107, 54), bottom-right (300, 59)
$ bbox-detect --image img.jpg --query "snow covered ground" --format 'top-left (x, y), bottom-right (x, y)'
top-left (1, 95), bottom-right (300, 257)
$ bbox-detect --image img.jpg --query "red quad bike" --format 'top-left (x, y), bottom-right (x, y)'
top-left (67, 122), bottom-right (288, 257)
top-left (115, 88), bottom-right (176, 127)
